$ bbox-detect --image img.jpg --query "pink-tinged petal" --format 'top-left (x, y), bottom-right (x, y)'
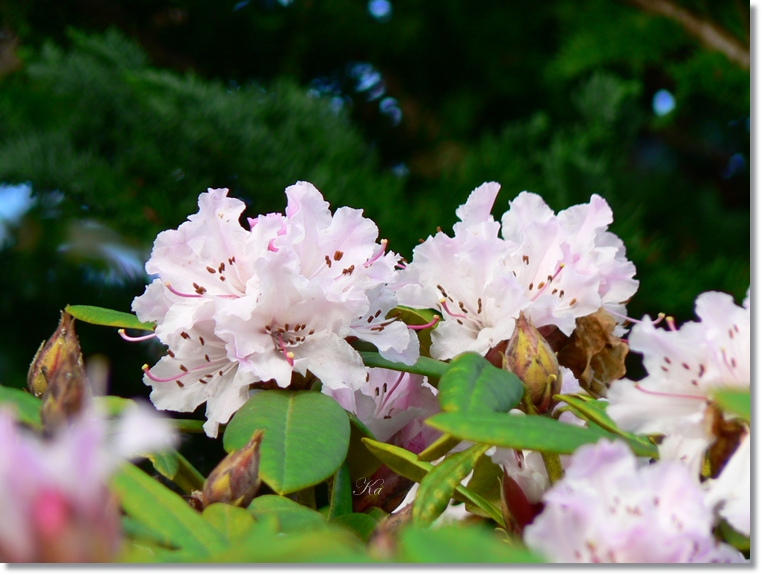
top-left (453, 181), bottom-right (502, 238)
top-left (525, 439), bottom-right (744, 563)
top-left (500, 191), bottom-right (555, 244)
top-left (704, 428), bottom-right (750, 536)
top-left (131, 278), bottom-right (170, 325)
top-left (294, 332), bottom-right (368, 391)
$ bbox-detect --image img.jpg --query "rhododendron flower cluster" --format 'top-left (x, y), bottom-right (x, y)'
top-left (133, 183), bottom-right (418, 436)
top-left (0, 404), bottom-right (176, 562)
top-left (524, 439), bottom-right (744, 563)
top-left (395, 182), bottom-right (638, 360)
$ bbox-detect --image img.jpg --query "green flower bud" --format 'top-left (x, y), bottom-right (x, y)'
top-left (504, 312), bottom-right (562, 414)
top-left (202, 430), bottom-right (263, 508)
top-left (33, 312), bottom-right (90, 436)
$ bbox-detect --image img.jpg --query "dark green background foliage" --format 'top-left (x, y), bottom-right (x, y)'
top-left (0, 1), bottom-right (749, 409)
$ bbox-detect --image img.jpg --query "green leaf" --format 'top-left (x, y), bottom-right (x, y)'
top-left (121, 516), bottom-right (178, 550)
top-left (248, 495), bottom-right (329, 534)
top-left (201, 503), bottom-right (255, 542)
top-left (464, 455), bottom-right (503, 517)
top-left (92, 395), bottom-right (136, 416)
top-left (397, 524), bottom-right (543, 563)
top-left (65, 305), bottom-right (155, 331)
top-left (712, 388), bottom-right (750, 421)
top-left (146, 450), bottom-right (179, 482)
top-left (223, 390), bottom-right (350, 495)
top-left (330, 513), bottom-right (379, 542)
top-left (438, 352), bottom-right (523, 413)
top-left (427, 411), bottom-right (658, 458)
top-left (413, 443), bottom-right (489, 526)
top-left (0, 385), bottom-right (41, 429)
top-left (361, 438), bottom-right (504, 526)
top-left (718, 520), bottom-right (750, 552)
top-left (329, 462), bottom-right (353, 520)
top-left (205, 524), bottom-right (372, 563)
top-left (555, 394), bottom-right (656, 454)
top-left (110, 462), bottom-right (227, 554)
top-left (417, 433), bottom-right (462, 462)
top-left (359, 351), bottom-right (450, 383)
top-left (170, 419), bottom-right (206, 433)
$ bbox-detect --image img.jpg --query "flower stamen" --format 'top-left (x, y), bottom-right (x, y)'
top-left (165, 282), bottom-right (203, 298)
top-left (407, 315), bottom-right (440, 330)
top-left (142, 361), bottom-right (216, 383)
top-left (118, 329), bottom-right (157, 342)
top-left (364, 239), bottom-right (388, 268)
top-left (633, 383), bottom-right (705, 401)
top-left (439, 298), bottom-right (467, 319)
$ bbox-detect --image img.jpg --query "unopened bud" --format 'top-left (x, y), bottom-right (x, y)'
top-left (33, 312), bottom-right (90, 435)
top-left (202, 430), bottom-right (263, 508)
top-left (504, 312), bottom-right (562, 414)
top-left (28, 311), bottom-right (83, 398)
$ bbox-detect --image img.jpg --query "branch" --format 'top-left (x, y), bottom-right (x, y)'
top-left (624, 0), bottom-right (750, 70)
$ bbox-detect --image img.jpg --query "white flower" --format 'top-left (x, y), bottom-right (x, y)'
top-left (133, 185), bottom-right (417, 436)
top-left (607, 290), bottom-right (750, 474)
top-left (325, 368), bottom-right (440, 444)
top-left (0, 405), bottom-right (176, 562)
top-left (704, 427), bottom-right (750, 537)
top-left (397, 183), bottom-right (638, 360)
top-left (524, 439), bottom-right (744, 563)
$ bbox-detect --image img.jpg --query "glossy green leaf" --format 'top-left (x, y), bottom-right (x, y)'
top-left (146, 450), bottom-right (179, 482)
top-left (397, 524), bottom-right (543, 563)
top-left (438, 352), bottom-right (523, 413)
top-left (346, 413), bottom-right (381, 481)
top-left (0, 385), bottom-right (41, 429)
top-left (248, 495), bottom-right (329, 534)
top-left (205, 524), bottom-right (372, 563)
top-left (555, 394), bottom-right (656, 454)
top-left (201, 503), bottom-right (255, 542)
top-left (223, 390), bottom-right (350, 495)
top-left (65, 305), bottom-right (155, 331)
top-left (330, 513), bottom-right (379, 542)
top-left (329, 462), bottom-right (353, 520)
top-left (413, 443), bottom-right (489, 526)
top-left (719, 520), bottom-right (750, 552)
top-left (121, 516), bottom-right (178, 550)
top-left (359, 351), bottom-right (450, 383)
top-left (170, 419), bottom-right (206, 433)
top-left (361, 438), bottom-right (504, 526)
top-left (110, 462), bottom-right (227, 554)
top-left (427, 411), bottom-right (658, 458)
top-left (712, 388), bottom-right (750, 421)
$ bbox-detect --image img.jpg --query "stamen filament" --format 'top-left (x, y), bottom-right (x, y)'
top-left (606, 310), bottom-right (665, 326)
top-left (439, 298), bottom-right (467, 320)
top-left (364, 239), bottom-right (388, 268)
top-left (634, 383), bottom-right (705, 401)
top-left (530, 263), bottom-right (565, 301)
top-left (666, 316), bottom-right (677, 331)
top-left (376, 371), bottom-right (406, 416)
top-left (278, 334), bottom-right (295, 367)
top-left (118, 329), bottom-right (157, 342)
top-left (407, 315), bottom-right (440, 330)
top-left (165, 282), bottom-right (202, 298)
top-left (142, 361), bottom-right (216, 383)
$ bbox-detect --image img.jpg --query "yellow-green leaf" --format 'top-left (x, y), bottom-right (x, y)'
top-left (413, 443), bottom-right (489, 526)
top-left (65, 304), bottom-right (155, 331)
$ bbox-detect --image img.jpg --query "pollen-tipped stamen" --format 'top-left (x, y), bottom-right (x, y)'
top-left (142, 361), bottom-right (216, 383)
top-left (666, 316), bottom-right (677, 331)
top-left (439, 298), bottom-right (468, 320)
top-left (375, 371), bottom-right (406, 417)
top-left (407, 315), bottom-right (441, 330)
top-left (530, 263), bottom-right (565, 301)
top-left (118, 329), bottom-right (157, 342)
top-left (277, 333), bottom-right (296, 367)
top-left (364, 239), bottom-right (388, 268)
top-left (165, 282), bottom-right (203, 298)
top-left (606, 310), bottom-right (665, 326)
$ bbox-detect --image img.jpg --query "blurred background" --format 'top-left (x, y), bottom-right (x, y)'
top-left (0, 1), bottom-right (749, 448)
